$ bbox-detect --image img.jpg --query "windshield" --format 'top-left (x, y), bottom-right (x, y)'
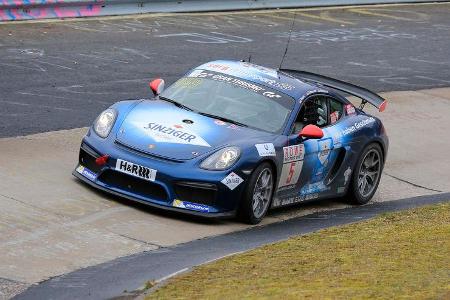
top-left (159, 70), bottom-right (295, 133)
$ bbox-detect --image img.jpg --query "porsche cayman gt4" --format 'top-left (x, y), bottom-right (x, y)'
top-left (73, 60), bottom-right (388, 224)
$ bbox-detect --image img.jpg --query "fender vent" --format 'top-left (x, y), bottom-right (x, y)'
top-left (325, 148), bottom-right (346, 185)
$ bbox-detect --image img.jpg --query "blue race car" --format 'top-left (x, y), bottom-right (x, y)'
top-left (73, 60), bottom-right (388, 224)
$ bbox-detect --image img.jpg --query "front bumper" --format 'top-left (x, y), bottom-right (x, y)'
top-left (72, 134), bottom-right (249, 218)
top-left (72, 169), bottom-right (236, 218)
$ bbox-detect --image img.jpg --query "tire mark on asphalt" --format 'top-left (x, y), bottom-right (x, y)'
top-left (384, 172), bottom-right (444, 193)
top-left (0, 193), bottom-right (68, 219)
top-left (114, 233), bottom-right (162, 249)
top-left (0, 206), bottom-right (130, 247)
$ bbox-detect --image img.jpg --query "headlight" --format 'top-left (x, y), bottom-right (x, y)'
top-left (93, 108), bottom-right (117, 138)
top-left (200, 146), bottom-right (241, 170)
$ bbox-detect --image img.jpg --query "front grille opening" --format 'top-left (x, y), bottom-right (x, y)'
top-left (174, 182), bottom-right (217, 205)
top-left (99, 170), bottom-right (168, 201)
top-left (79, 146), bottom-right (101, 173)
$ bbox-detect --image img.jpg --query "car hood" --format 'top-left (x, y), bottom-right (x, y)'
top-left (115, 100), bottom-right (274, 160)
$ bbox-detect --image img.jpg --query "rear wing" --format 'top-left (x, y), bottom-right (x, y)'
top-left (280, 69), bottom-right (387, 112)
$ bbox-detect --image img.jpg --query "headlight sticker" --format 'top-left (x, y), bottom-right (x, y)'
top-left (221, 172), bottom-right (244, 190)
top-left (255, 143), bottom-right (276, 157)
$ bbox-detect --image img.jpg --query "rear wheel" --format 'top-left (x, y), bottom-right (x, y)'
top-left (347, 143), bottom-right (383, 205)
top-left (239, 162), bottom-right (274, 224)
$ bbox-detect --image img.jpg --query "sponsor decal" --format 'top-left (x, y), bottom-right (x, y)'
top-left (206, 63), bottom-right (231, 71)
top-left (148, 144), bottom-right (156, 149)
top-left (345, 104), bottom-right (356, 115)
top-left (278, 144), bottom-right (305, 189)
top-left (221, 172), bottom-right (244, 190)
top-left (255, 143), bottom-right (276, 157)
top-left (214, 119), bottom-right (226, 126)
top-left (283, 144), bottom-right (305, 163)
top-left (189, 70), bottom-right (285, 99)
top-left (300, 181), bottom-right (329, 195)
top-left (188, 69), bottom-right (206, 77)
top-left (344, 167), bottom-right (352, 185)
top-left (332, 133), bottom-right (342, 148)
top-left (255, 76), bottom-right (294, 91)
top-left (115, 159), bottom-right (157, 182)
top-left (143, 121), bottom-right (211, 147)
top-left (227, 124), bottom-right (240, 130)
top-left (272, 193), bottom-right (319, 207)
top-left (76, 165), bottom-right (97, 181)
top-left (173, 199), bottom-right (209, 213)
top-left (318, 139), bottom-right (332, 165)
top-left (278, 160), bottom-right (303, 189)
top-left (263, 91), bottom-right (282, 98)
top-left (330, 111), bottom-right (339, 124)
top-left (341, 117), bottom-right (375, 136)
top-left (239, 61), bottom-right (278, 78)
top-left (239, 68), bottom-right (295, 91)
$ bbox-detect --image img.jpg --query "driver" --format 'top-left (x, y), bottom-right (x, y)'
top-left (292, 100), bottom-right (322, 134)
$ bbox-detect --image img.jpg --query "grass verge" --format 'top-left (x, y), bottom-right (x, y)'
top-left (147, 203), bottom-right (450, 299)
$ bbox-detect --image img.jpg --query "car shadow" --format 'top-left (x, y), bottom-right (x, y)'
top-left (72, 177), bottom-right (352, 226)
top-left (71, 177), bottom-right (228, 225)
top-left (267, 196), bottom-right (352, 219)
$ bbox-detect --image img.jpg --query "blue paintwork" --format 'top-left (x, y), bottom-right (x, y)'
top-left (74, 60), bottom-right (389, 217)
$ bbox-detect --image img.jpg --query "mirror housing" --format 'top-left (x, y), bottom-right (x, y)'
top-left (149, 78), bottom-right (165, 96)
top-left (299, 124), bottom-right (324, 140)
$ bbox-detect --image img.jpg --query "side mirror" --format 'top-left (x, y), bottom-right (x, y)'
top-left (149, 78), bottom-right (165, 96)
top-left (299, 124), bottom-right (324, 140)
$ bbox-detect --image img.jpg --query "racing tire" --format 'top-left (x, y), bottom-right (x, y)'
top-left (239, 162), bottom-right (275, 224)
top-left (347, 143), bottom-right (384, 205)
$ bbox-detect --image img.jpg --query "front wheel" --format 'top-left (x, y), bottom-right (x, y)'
top-left (347, 143), bottom-right (383, 205)
top-left (239, 162), bottom-right (274, 224)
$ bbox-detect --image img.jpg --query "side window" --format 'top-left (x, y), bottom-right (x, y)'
top-left (329, 98), bottom-right (344, 125)
top-left (292, 96), bottom-right (328, 134)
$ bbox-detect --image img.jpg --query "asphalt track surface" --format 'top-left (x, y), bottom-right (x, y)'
top-left (2, 3), bottom-right (450, 299)
top-left (1, 3), bottom-right (450, 137)
top-left (14, 193), bottom-right (450, 300)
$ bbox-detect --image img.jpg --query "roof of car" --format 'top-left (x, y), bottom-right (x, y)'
top-left (192, 60), bottom-right (319, 99)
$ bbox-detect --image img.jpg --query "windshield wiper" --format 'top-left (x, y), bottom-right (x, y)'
top-left (198, 112), bottom-right (248, 128)
top-left (158, 96), bottom-right (193, 111)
